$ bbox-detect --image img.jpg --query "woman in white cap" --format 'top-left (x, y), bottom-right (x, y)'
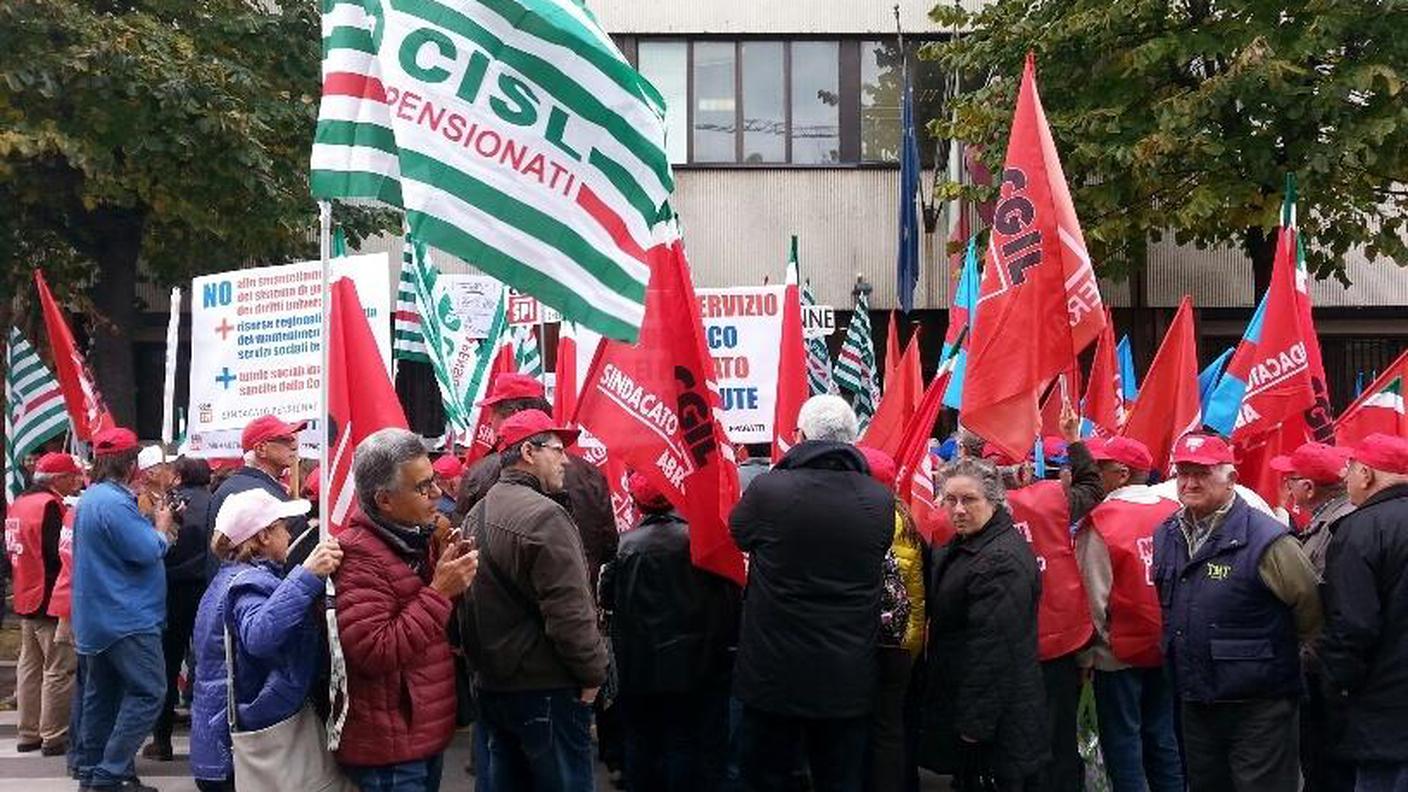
top-left (187, 488), bottom-right (343, 792)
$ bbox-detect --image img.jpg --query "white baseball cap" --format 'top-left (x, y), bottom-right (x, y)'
top-left (214, 489), bottom-right (311, 546)
top-left (137, 445), bottom-right (169, 471)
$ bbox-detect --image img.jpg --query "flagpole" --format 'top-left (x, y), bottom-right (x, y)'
top-left (160, 287), bottom-right (182, 447)
top-left (318, 200), bottom-right (332, 539)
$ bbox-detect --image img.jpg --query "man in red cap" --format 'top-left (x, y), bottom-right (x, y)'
top-left (208, 414), bottom-right (310, 566)
top-left (459, 410), bottom-right (607, 790)
top-left (6, 452), bottom-right (83, 756)
top-left (1152, 433), bottom-right (1322, 791)
top-left (1075, 437), bottom-right (1184, 792)
top-left (1318, 434), bottom-right (1408, 789)
top-left (1270, 441), bottom-right (1355, 575)
top-left (71, 427), bottom-right (178, 791)
top-left (431, 454), bottom-right (464, 519)
top-left (459, 373), bottom-right (616, 591)
top-left (598, 471), bottom-right (742, 791)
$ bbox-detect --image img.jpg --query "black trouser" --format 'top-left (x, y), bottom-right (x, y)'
top-left (152, 579), bottom-right (205, 745)
top-left (738, 706), bottom-right (869, 792)
top-left (867, 647), bottom-right (915, 792)
top-left (1302, 670), bottom-right (1356, 792)
top-left (621, 685), bottom-right (730, 792)
top-left (1181, 698), bottom-right (1300, 791)
top-left (1039, 654), bottom-right (1082, 792)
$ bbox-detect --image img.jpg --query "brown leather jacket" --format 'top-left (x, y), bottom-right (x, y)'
top-left (459, 467), bottom-right (608, 693)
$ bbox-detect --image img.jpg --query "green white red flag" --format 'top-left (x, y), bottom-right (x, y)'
top-left (400, 238), bottom-right (481, 433)
top-left (311, 0), bottom-right (671, 341)
top-left (1336, 349), bottom-right (1408, 445)
top-left (959, 54), bottom-right (1105, 460)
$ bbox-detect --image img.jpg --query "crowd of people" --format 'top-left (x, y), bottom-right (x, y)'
top-left (3, 380), bottom-right (1406, 792)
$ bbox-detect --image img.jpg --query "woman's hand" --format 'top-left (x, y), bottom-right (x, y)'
top-left (302, 537), bottom-right (344, 579)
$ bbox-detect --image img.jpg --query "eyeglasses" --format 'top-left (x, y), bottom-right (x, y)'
top-left (412, 477), bottom-right (441, 497)
top-left (530, 441), bottom-right (566, 455)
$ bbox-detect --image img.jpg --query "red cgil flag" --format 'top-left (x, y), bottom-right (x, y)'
top-left (325, 277), bottom-right (409, 535)
top-left (575, 231), bottom-right (746, 586)
top-left (884, 311), bottom-right (902, 394)
top-left (959, 54), bottom-right (1105, 461)
top-left (771, 257), bottom-right (807, 462)
top-left (1121, 297), bottom-right (1201, 470)
top-left (554, 323), bottom-right (580, 425)
top-left (862, 329), bottom-right (924, 457)
top-left (1083, 309), bottom-right (1124, 436)
top-left (33, 270), bottom-right (114, 442)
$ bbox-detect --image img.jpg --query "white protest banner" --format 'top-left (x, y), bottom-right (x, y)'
top-left (696, 285), bottom-right (785, 444)
top-left (189, 254), bottom-right (391, 438)
top-left (440, 274), bottom-right (501, 339)
top-left (181, 425), bottom-right (324, 461)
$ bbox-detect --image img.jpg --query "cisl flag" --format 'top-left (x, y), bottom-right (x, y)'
top-left (575, 225), bottom-right (745, 586)
top-left (326, 277), bottom-right (410, 534)
top-left (960, 54), bottom-right (1105, 460)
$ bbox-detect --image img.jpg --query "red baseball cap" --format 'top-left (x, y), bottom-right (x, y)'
top-left (981, 442), bottom-right (1019, 466)
top-left (92, 427), bottom-right (139, 456)
top-left (857, 445), bottom-right (898, 489)
top-left (1269, 442), bottom-right (1352, 484)
top-left (302, 465), bottom-right (321, 501)
top-left (1171, 433), bottom-right (1235, 466)
top-left (627, 471), bottom-right (670, 511)
top-left (1090, 436), bottom-right (1155, 472)
top-left (495, 409), bottom-right (580, 451)
top-left (241, 415), bottom-right (307, 451)
top-left (1042, 437), bottom-right (1069, 462)
top-left (477, 373), bottom-right (546, 407)
top-left (35, 453), bottom-right (82, 476)
top-left (1348, 433), bottom-right (1408, 475)
top-left (432, 455), bottom-right (465, 479)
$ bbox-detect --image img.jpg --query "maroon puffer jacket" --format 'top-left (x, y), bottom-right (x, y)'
top-left (333, 514), bottom-right (456, 766)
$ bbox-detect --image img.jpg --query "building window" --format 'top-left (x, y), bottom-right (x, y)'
top-left (638, 41), bottom-right (688, 165)
top-left (692, 41), bottom-right (737, 163)
top-left (633, 37), bottom-right (941, 167)
top-left (791, 41), bottom-right (840, 164)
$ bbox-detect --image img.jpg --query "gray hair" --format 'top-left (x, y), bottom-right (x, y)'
top-left (353, 427), bottom-right (429, 515)
top-left (937, 456), bottom-right (1008, 510)
top-left (953, 427), bottom-right (987, 458)
top-left (797, 394), bottom-right (859, 444)
top-left (32, 471), bottom-right (62, 486)
top-left (1210, 463), bottom-right (1237, 484)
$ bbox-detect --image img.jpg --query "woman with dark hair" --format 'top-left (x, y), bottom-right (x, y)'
top-left (919, 457), bottom-right (1049, 792)
top-left (142, 456), bottom-right (215, 760)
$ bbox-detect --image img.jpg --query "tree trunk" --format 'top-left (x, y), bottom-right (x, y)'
top-left (87, 208), bottom-right (146, 428)
top-left (1245, 226), bottom-right (1277, 302)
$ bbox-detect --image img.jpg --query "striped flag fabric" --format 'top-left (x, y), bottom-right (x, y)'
top-left (311, 0), bottom-right (672, 342)
top-left (801, 280), bottom-right (835, 396)
top-left (6, 329), bottom-right (71, 503)
top-left (401, 238), bottom-right (482, 433)
top-left (513, 325), bottom-right (543, 378)
top-left (393, 238), bottom-right (431, 363)
top-left (835, 291), bottom-right (879, 429)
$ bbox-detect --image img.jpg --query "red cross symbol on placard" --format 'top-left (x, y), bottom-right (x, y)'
top-left (214, 318), bottom-right (235, 341)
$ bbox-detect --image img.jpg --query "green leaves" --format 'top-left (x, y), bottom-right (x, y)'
top-left (926, 0), bottom-right (1408, 283)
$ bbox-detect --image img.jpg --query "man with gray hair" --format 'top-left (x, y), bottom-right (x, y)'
top-left (332, 427), bottom-right (479, 791)
top-left (1152, 433), bottom-right (1322, 791)
top-left (728, 394), bottom-right (893, 789)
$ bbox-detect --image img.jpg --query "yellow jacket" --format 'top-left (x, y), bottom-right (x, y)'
top-left (892, 504), bottom-right (927, 655)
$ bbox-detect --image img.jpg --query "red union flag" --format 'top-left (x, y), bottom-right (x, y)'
top-left (574, 231), bottom-right (745, 585)
top-left (1083, 309), bottom-right (1124, 436)
top-left (1121, 297), bottom-right (1201, 470)
top-left (960, 54), bottom-right (1105, 460)
top-left (34, 270), bottom-right (114, 442)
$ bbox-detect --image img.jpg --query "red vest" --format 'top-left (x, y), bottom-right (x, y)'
top-left (1086, 492), bottom-right (1179, 667)
top-left (1008, 481), bottom-right (1093, 661)
top-left (47, 507), bottom-right (76, 619)
top-left (4, 491), bottom-right (61, 617)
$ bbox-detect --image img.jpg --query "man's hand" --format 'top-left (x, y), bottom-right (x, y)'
top-left (154, 504), bottom-right (177, 540)
top-left (430, 540), bottom-right (479, 599)
top-left (1059, 401), bottom-right (1082, 444)
top-left (579, 686), bottom-right (600, 706)
top-left (302, 537), bottom-right (344, 579)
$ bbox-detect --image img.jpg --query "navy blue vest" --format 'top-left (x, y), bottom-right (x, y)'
top-left (1152, 496), bottom-right (1302, 703)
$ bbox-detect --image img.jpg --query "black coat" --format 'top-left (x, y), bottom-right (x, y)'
top-left (728, 440), bottom-right (893, 719)
top-left (1320, 483), bottom-right (1408, 763)
top-left (600, 509), bottom-right (742, 695)
top-left (165, 484), bottom-right (213, 584)
top-left (919, 507), bottom-right (1049, 779)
